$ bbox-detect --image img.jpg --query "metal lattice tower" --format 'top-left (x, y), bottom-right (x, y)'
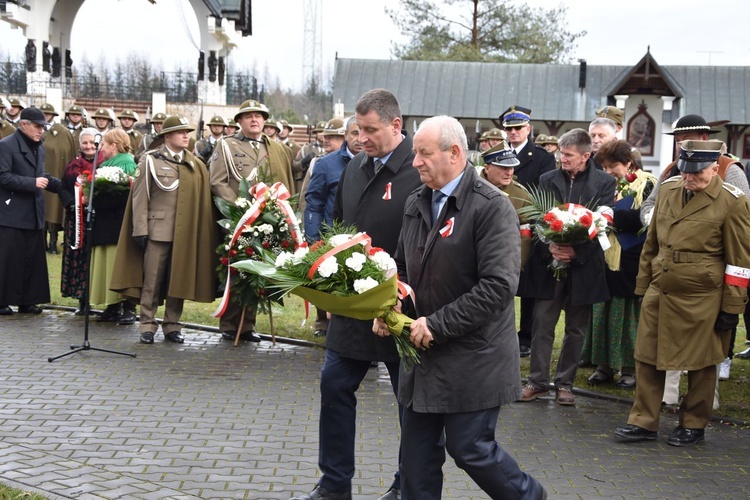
top-left (302, 0), bottom-right (322, 89)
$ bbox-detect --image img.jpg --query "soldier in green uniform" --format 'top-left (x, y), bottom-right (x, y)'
top-left (135, 112), bottom-right (167, 162)
top-left (91, 108), bottom-right (114, 135)
top-left (263, 119), bottom-right (280, 140)
top-left (64, 104), bottom-right (85, 145)
top-left (292, 120), bottom-right (326, 193)
top-left (615, 140), bottom-right (750, 447)
top-left (117, 109), bottom-right (143, 155)
top-left (209, 99), bottom-right (295, 342)
top-left (40, 103), bottom-right (77, 254)
top-left (278, 119), bottom-right (301, 160)
top-left (224, 118), bottom-right (239, 136)
top-left (110, 115), bottom-right (219, 345)
top-left (480, 143), bottom-right (533, 270)
top-left (193, 115), bottom-right (227, 165)
top-left (0, 97), bottom-right (26, 139)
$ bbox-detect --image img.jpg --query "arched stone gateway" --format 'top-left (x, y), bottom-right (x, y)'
top-left (0, 0), bottom-right (251, 105)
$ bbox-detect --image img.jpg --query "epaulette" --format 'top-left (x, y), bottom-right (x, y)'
top-left (662, 176), bottom-right (680, 185)
top-left (723, 182), bottom-right (744, 199)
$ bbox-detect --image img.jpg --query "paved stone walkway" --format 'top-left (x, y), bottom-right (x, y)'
top-left (0, 310), bottom-right (748, 499)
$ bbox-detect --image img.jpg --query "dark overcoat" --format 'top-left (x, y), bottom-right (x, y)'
top-left (521, 159), bottom-right (616, 305)
top-left (396, 165), bottom-right (522, 412)
top-left (326, 134), bottom-right (423, 362)
top-left (513, 140), bottom-right (556, 190)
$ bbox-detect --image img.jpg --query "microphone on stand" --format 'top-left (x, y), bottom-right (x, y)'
top-left (94, 134), bottom-right (102, 148)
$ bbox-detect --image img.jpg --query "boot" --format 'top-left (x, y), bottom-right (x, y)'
top-left (48, 230), bottom-right (58, 254)
top-left (74, 299), bottom-right (88, 316)
top-left (118, 301), bottom-right (137, 325)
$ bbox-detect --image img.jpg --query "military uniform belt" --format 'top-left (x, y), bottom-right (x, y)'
top-left (658, 248), bottom-right (724, 263)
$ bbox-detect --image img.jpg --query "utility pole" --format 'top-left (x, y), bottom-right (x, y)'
top-left (302, 0), bottom-right (322, 90)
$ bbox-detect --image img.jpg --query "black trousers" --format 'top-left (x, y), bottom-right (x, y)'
top-left (400, 405), bottom-right (545, 499)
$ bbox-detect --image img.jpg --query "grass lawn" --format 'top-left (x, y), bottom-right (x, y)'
top-left (44, 252), bottom-right (750, 421)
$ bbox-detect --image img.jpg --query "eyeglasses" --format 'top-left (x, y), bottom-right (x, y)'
top-left (503, 126), bottom-right (526, 132)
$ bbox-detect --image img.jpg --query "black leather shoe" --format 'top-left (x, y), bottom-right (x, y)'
top-left (98, 304), bottom-right (122, 322)
top-left (0, 305), bottom-right (13, 315)
top-left (519, 344), bottom-right (531, 357)
top-left (18, 305), bottom-right (43, 314)
top-left (377, 488), bottom-right (400, 500)
top-left (667, 426), bottom-right (704, 447)
top-left (140, 332), bottom-right (155, 344)
top-left (614, 424), bottom-right (657, 443)
top-left (222, 330), bottom-right (261, 342)
top-left (165, 331), bottom-right (185, 344)
top-left (314, 329), bottom-right (327, 337)
top-left (736, 347), bottom-right (750, 359)
top-left (289, 485), bottom-right (352, 500)
top-left (118, 304), bottom-right (137, 325)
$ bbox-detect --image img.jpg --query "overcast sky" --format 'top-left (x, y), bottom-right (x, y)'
top-left (1, 0), bottom-right (749, 92)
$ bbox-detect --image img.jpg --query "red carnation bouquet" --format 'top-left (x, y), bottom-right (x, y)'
top-left (536, 203), bottom-right (612, 280)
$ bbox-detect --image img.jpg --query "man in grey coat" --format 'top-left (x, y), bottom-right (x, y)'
top-left (375, 116), bottom-right (546, 499)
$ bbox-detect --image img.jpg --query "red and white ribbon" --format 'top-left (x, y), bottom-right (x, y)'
top-left (213, 182), bottom-right (304, 318)
top-left (725, 264), bottom-right (750, 287)
top-left (71, 183), bottom-right (85, 250)
top-left (439, 217), bottom-right (455, 238)
top-left (382, 182), bottom-right (392, 201)
top-left (520, 223), bottom-right (532, 239)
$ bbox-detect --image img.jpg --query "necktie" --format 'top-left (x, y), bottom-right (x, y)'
top-left (173, 154), bottom-right (181, 163)
top-left (374, 159), bottom-right (384, 174)
top-left (431, 191), bottom-right (445, 224)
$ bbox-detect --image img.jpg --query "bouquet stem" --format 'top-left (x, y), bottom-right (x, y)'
top-left (382, 310), bottom-right (421, 370)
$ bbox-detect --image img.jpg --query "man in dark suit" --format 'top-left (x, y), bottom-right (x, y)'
top-left (374, 115), bottom-right (546, 499)
top-left (0, 107), bottom-right (62, 315)
top-left (291, 89), bottom-right (422, 500)
top-left (502, 105), bottom-right (557, 358)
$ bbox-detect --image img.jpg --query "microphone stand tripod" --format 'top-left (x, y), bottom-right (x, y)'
top-left (49, 136), bottom-right (136, 362)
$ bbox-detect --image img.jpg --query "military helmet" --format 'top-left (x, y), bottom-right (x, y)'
top-left (264, 120), bottom-right (281, 133)
top-left (235, 99), bottom-right (270, 121)
top-left (484, 128), bottom-right (506, 140)
top-left (150, 112), bottom-right (167, 124)
top-left (39, 103), bottom-right (58, 116)
top-left (8, 97), bottom-right (27, 109)
top-left (208, 115), bottom-right (228, 127)
top-left (312, 120), bottom-right (327, 133)
top-left (278, 119), bottom-right (293, 132)
top-left (159, 115), bottom-right (195, 137)
top-left (92, 108), bottom-right (113, 121)
top-left (66, 104), bottom-right (83, 116)
top-left (535, 133), bottom-right (548, 144)
top-left (117, 109), bottom-right (139, 121)
top-left (321, 118), bottom-right (346, 136)
top-left (225, 118), bottom-right (238, 129)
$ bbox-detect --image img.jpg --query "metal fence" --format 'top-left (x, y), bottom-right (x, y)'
top-left (0, 61), bottom-right (262, 105)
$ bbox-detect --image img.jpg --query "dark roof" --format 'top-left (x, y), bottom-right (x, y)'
top-left (333, 58), bottom-right (750, 124)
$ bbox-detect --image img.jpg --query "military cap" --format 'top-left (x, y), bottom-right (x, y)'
top-left (485, 128), bottom-right (505, 140)
top-left (535, 134), bottom-right (549, 144)
top-left (595, 106), bottom-right (624, 127)
top-left (92, 108), bottom-right (113, 121)
top-left (501, 105), bottom-right (532, 127)
top-left (536, 134), bottom-right (558, 145)
top-left (321, 118), bottom-right (346, 136)
top-left (264, 120), bottom-right (281, 132)
top-left (312, 120), bottom-right (327, 133)
top-left (676, 140), bottom-right (722, 173)
top-left (66, 104), bottom-right (83, 116)
top-left (666, 114), bottom-right (720, 136)
top-left (159, 115), bottom-right (195, 137)
top-left (278, 119), bottom-right (294, 132)
top-left (479, 131), bottom-right (490, 140)
top-left (225, 118), bottom-right (237, 127)
top-left (8, 97), bottom-right (27, 109)
top-left (150, 112), bottom-right (167, 123)
top-left (547, 135), bottom-right (559, 144)
top-left (117, 109), bottom-right (139, 121)
top-left (482, 142), bottom-right (520, 168)
top-left (207, 115), bottom-right (228, 127)
top-left (235, 99), bottom-right (270, 121)
top-left (20, 107), bottom-right (47, 126)
top-left (39, 103), bottom-right (58, 116)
